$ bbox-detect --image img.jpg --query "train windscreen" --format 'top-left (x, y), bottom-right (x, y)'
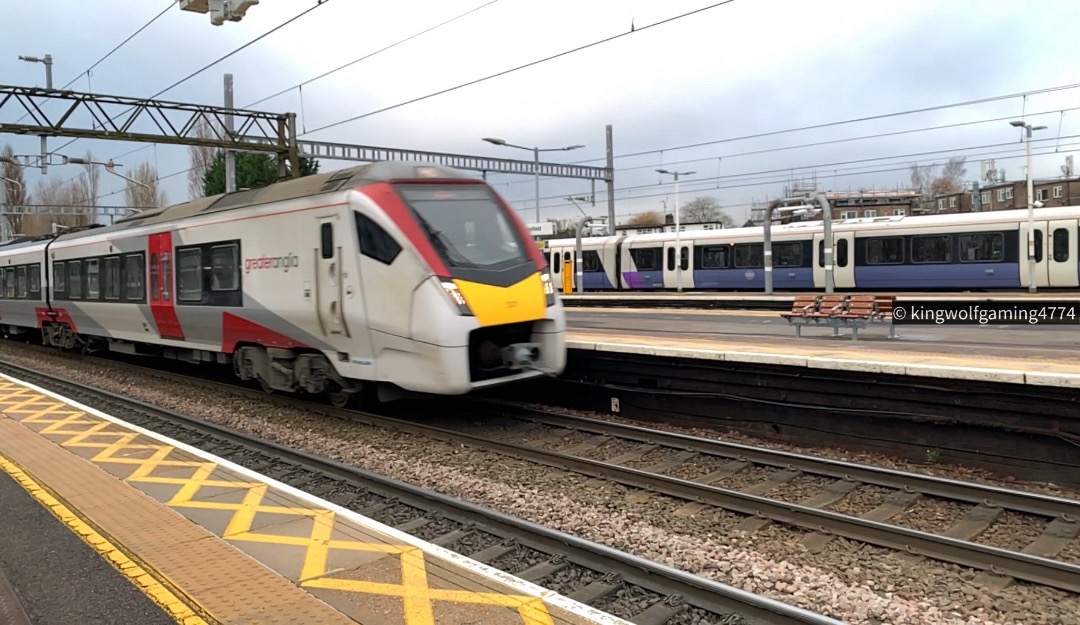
top-left (395, 184), bottom-right (530, 271)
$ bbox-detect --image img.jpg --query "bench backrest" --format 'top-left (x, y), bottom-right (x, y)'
top-left (873, 296), bottom-right (895, 315)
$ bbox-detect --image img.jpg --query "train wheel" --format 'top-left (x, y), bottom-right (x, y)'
top-left (328, 389), bottom-right (351, 409)
top-left (258, 377), bottom-right (274, 394)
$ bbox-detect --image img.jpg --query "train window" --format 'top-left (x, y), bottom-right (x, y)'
top-left (1053, 228), bottom-right (1070, 262)
top-left (177, 249), bottom-right (203, 302)
top-left (86, 260), bottom-right (101, 299)
top-left (551, 252), bottom-right (559, 273)
top-left (1035, 230), bottom-right (1043, 263)
top-left (865, 237), bottom-right (904, 264)
top-left (680, 247), bottom-right (689, 271)
top-left (161, 253), bottom-right (171, 301)
top-left (630, 248), bottom-right (659, 271)
top-left (15, 266), bottom-right (26, 299)
top-left (210, 245), bottom-right (240, 291)
top-left (667, 247), bottom-right (675, 271)
top-left (354, 213), bottom-right (402, 266)
top-left (125, 254), bottom-right (145, 301)
top-left (149, 254), bottom-right (159, 300)
top-left (700, 245), bottom-right (728, 269)
top-left (819, 240), bottom-right (849, 267)
top-left (4, 267), bottom-right (13, 299)
top-left (320, 223), bottom-right (334, 259)
top-left (911, 235), bottom-right (952, 263)
top-left (28, 264), bottom-right (40, 295)
top-left (68, 262), bottom-right (82, 299)
top-left (734, 244), bottom-right (763, 268)
top-left (958, 233), bottom-right (1004, 262)
top-left (53, 262), bottom-right (65, 293)
top-left (774, 242), bottom-right (802, 267)
top-left (583, 250), bottom-right (602, 272)
top-left (104, 257), bottom-right (121, 300)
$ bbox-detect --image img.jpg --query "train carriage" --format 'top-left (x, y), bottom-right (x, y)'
top-left (544, 206), bottom-right (1080, 293)
top-left (0, 162), bottom-right (567, 405)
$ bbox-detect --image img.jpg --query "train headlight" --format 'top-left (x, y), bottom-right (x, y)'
top-left (540, 270), bottom-right (556, 307)
top-left (440, 279), bottom-right (473, 316)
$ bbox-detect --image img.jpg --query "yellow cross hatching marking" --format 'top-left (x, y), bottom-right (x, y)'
top-left (0, 383), bottom-right (561, 625)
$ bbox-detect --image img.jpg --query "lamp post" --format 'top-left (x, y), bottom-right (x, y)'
top-left (482, 137), bottom-right (584, 223)
top-left (18, 54), bottom-right (52, 88)
top-left (1009, 120), bottom-right (1047, 293)
top-left (656, 169), bottom-right (695, 293)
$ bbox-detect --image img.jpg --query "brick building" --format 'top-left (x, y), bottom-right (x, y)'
top-left (933, 178), bottom-right (1080, 213)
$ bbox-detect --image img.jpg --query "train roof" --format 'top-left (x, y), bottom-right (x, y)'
top-left (544, 204), bottom-right (1080, 246)
top-left (53, 161), bottom-right (481, 243)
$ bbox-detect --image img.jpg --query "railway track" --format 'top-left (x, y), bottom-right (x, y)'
top-left (27, 346), bottom-right (1080, 596)
top-left (0, 359), bottom-right (841, 625)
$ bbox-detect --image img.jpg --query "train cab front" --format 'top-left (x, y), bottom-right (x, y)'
top-left (393, 179), bottom-right (567, 393)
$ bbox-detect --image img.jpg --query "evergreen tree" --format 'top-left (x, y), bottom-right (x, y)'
top-left (202, 151), bottom-right (320, 196)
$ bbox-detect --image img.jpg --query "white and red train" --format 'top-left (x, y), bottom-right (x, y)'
top-left (0, 162), bottom-right (567, 405)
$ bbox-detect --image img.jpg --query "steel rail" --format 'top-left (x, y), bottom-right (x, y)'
top-left (477, 402), bottom-right (1080, 520)
top-left (0, 361), bottom-right (842, 625)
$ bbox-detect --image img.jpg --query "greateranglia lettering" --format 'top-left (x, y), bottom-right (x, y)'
top-left (244, 253), bottom-right (300, 274)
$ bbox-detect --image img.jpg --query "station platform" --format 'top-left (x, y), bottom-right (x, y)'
top-left (560, 291), bottom-right (1080, 311)
top-left (565, 308), bottom-right (1080, 388)
top-left (0, 373), bottom-right (629, 625)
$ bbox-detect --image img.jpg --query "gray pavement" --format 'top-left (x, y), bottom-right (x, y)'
top-left (566, 309), bottom-right (1080, 361)
top-left (0, 471), bottom-right (177, 625)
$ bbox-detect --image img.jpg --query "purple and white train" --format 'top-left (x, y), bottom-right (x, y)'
top-left (546, 206), bottom-right (1080, 292)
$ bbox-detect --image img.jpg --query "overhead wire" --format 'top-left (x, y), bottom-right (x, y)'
top-left (299, 0), bottom-right (738, 136)
top-left (243, 0), bottom-right (504, 109)
top-left (51, 0), bottom-right (336, 167)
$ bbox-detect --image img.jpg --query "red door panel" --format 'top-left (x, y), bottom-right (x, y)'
top-left (148, 232), bottom-right (184, 340)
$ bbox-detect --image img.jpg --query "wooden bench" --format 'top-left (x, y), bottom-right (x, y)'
top-left (780, 294), bottom-right (898, 340)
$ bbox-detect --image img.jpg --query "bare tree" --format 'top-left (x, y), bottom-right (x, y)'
top-left (70, 149), bottom-right (101, 206)
top-left (124, 161), bottom-right (167, 209)
top-left (187, 116), bottom-right (219, 200)
top-left (910, 156), bottom-right (967, 210)
top-left (627, 211), bottom-right (663, 226)
top-left (1, 144), bottom-right (30, 236)
top-left (29, 175), bottom-right (90, 235)
top-left (680, 196), bottom-right (734, 227)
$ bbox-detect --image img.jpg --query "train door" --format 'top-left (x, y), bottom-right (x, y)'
top-left (147, 232), bottom-right (184, 340)
top-left (814, 232), bottom-right (855, 289)
top-left (316, 218), bottom-right (348, 336)
top-left (1018, 221), bottom-right (1050, 289)
top-left (1048, 219), bottom-right (1079, 287)
top-left (662, 240), bottom-right (691, 290)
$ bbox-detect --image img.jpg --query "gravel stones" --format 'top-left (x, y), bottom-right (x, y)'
top-left (2, 344), bottom-right (1078, 624)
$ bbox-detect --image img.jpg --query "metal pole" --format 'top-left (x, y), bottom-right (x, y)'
top-left (764, 201), bottom-right (776, 294)
top-left (224, 73), bottom-right (236, 193)
top-left (674, 172), bottom-right (682, 293)
top-left (44, 54), bottom-right (53, 89)
top-left (534, 146), bottom-right (540, 223)
top-left (575, 216), bottom-right (591, 294)
top-left (606, 125), bottom-right (615, 235)
top-left (816, 193), bottom-right (834, 294)
top-left (1025, 126), bottom-right (1036, 294)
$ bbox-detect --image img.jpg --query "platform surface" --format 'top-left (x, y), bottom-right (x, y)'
top-left (565, 308), bottom-right (1080, 387)
top-left (0, 373), bottom-right (629, 625)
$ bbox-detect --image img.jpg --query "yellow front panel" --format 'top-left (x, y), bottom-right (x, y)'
top-left (454, 273), bottom-right (546, 327)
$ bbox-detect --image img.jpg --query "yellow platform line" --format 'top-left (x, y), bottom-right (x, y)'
top-left (0, 453), bottom-right (211, 625)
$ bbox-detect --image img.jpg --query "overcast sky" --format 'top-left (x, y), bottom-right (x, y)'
top-left (3, 0), bottom-right (1080, 225)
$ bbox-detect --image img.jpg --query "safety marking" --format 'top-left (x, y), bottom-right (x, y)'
top-left (0, 378), bottom-right (617, 625)
top-left (0, 453), bottom-right (210, 625)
